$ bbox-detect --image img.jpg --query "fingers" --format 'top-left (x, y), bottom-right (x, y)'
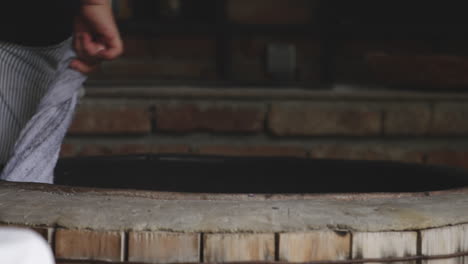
top-left (74, 32), bottom-right (105, 63)
top-left (72, 32), bottom-right (106, 74)
top-left (97, 35), bottom-right (124, 60)
top-left (82, 32), bottom-right (106, 56)
top-left (69, 59), bottom-right (100, 74)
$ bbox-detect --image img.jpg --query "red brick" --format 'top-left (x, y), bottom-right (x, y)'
top-left (383, 104), bottom-right (431, 135)
top-left (68, 105), bottom-right (151, 135)
top-left (99, 59), bottom-right (216, 80)
top-left (367, 54), bottom-right (468, 87)
top-left (335, 40), bottom-right (434, 57)
top-left (55, 229), bottom-right (122, 262)
top-left (268, 103), bottom-right (381, 136)
top-left (121, 35), bottom-right (217, 60)
top-left (228, 0), bottom-right (317, 24)
top-left (204, 233), bottom-right (275, 262)
top-left (155, 103), bottom-right (265, 133)
top-left (197, 145), bottom-right (307, 158)
top-left (426, 151), bottom-right (468, 169)
top-left (150, 36), bottom-right (217, 59)
top-left (60, 143), bottom-right (77, 158)
top-left (280, 232), bottom-right (351, 262)
top-left (333, 40), bottom-right (437, 84)
top-left (309, 145), bottom-right (424, 163)
top-left (128, 232), bottom-right (200, 263)
top-left (430, 103), bottom-right (468, 135)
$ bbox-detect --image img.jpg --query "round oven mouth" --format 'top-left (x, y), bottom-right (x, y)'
top-left (54, 154), bottom-right (468, 194)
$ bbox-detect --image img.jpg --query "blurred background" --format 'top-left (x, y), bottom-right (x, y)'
top-left (62, 0), bottom-right (468, 170)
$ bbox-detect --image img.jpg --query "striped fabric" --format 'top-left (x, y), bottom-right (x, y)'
top-left (0, 40), bottom-right (72, 165)
top-left (0, 39), bottom-right (86, 184)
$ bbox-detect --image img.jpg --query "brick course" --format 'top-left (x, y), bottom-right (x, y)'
top-left (309, 145), bottom-right (424, 163)
top-left (204, 233), bottom-right (275, 262)
top-left (128, 232), bottom-right (200, 263)
top-left (227, 0), bottom-right (316, 24)
top-left (279, 232), bottom-right (351, 262)
top-left (426, 151), bottom-right (468, 170)
top-left (54, 229), bottom-right (122, 262)
top-left (431, 103), bottom-right (468, 135)
top-left (268, 103), bottom-right (382, 136)
top-left (383, 104), bottom-right (431, 135)
top-left (60, 96), bottom-right (468, 170)
top-left (197, 145), bottom-right (307, 158)
top-left (155, 103), bottom-right (266, 133)
top-left (68, 105), bottom-right (151, 135)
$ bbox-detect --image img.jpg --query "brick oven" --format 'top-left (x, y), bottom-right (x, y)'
top-left (2, 0), bottom-right (468, 263)
top-left (61, 0), bottom-right (468, 170)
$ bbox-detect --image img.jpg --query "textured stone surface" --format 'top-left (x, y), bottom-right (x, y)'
top-left (279, 231), bottom-right (350, 262)
top-left (204, 233), bottom-right (275, 262)
top-left (55, 229), bottom-right (122, 261)
top-left (0, 183), bottom-right (468, 233)
top-left (129, 232), bottom-right (200, 263)
top-left (268, 103), bottom-right (381, 136)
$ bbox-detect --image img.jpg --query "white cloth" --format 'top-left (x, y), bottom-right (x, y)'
top-left (0, 41), bottom-right (86, 184)
top-left (0, 228), bottom-right (55, 264)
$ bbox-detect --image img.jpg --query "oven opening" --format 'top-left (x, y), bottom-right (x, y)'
top-left (54, 155), bottom-right (468, 193)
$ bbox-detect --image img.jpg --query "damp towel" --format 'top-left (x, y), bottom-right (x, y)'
top-left (0, 40), bottom-right (86, 184)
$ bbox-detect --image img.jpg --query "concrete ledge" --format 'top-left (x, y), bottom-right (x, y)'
top-left (1, 182), bottom-right (467, 233)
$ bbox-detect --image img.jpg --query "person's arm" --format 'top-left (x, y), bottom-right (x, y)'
top-left (70, 0), bottom-right (123, 74)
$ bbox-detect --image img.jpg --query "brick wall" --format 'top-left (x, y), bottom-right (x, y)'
top-left (3, 223), bottom-right (468, 263)
top-left (61, 89), bottom-right (468, 170)
top-left (94, 0), bottom-right (468, 89)
top-left (74, 1), bottom-right (468, 171)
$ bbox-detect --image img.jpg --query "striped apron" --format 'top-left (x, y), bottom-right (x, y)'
top-left (0, 39), bottom-right (86, 183)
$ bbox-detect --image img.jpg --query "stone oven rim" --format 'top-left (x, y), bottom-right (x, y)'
top-left (3, 181), bottom-right (468, 201)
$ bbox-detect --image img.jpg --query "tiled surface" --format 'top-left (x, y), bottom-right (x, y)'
top-left (204, 233), bottom-right (275, 262)
top-left (421, 224), bottom-right (468, 264)
top-left (279, 231), bottom-right (351, 262)
top-left (0, 225), bottom-right (465, 263)
top-left (128, 231), bottom-right (200, 263)
top-left (352, 232), bottom-right (418, 264)
top-left (54, 229), bottom-right (122, 262)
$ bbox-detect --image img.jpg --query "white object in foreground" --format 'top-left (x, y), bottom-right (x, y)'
top-left (0, 228), bottom-right (54, 264)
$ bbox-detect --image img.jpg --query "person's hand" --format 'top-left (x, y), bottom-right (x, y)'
top-left (70, 0), bottom-right (123, 74)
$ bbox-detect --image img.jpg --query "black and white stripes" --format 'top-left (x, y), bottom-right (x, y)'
top-left (0, 40), bottom-right (72, 164)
